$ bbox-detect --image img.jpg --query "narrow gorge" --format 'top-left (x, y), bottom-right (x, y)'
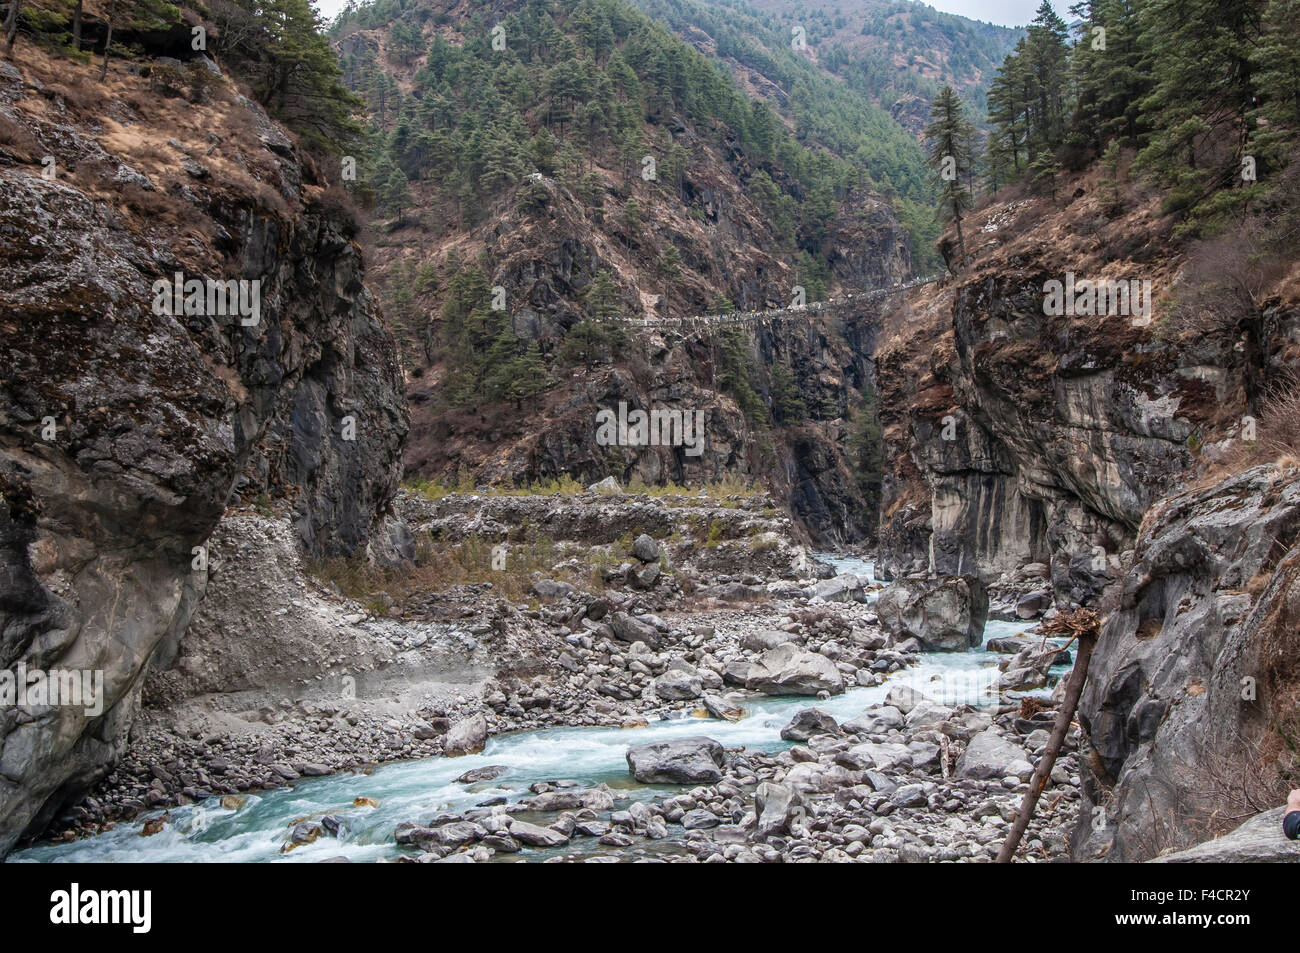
top-left (0, 0), bottom-right (1298, 886)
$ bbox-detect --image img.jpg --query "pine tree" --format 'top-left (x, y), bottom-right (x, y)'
top-left (1135, 0), bottom-right (1267, 226)
top-left (770, 364), bottom-right (806, 423)
top-left (584, 269), bottom-right (622, 320)
top-left (383, 168), bottom-right (413, 222)
top-left (1096, 138), bottom-right (1124, 216)
top-left (925, 85), bottom-right (976, 267)
top-left (1249, 0), bottom-right (1300, 172)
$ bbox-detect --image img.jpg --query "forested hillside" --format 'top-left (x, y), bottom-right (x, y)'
top-left (695, 0), bottom-right (1019, 128)
top-left (327, 0), bottom-right (922, 539)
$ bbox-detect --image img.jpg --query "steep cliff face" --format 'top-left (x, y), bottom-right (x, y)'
top-left (0, 48), bottom-right (406, 853)
top-left (875, 177), bottom-right (1297, 603)
top-left (1072, 463), bottom-right (1300, 861)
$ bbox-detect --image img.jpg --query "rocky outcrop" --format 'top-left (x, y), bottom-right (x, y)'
top-left (875, 575), bottom-right (988, 651)
top-left (875, 186), bottom-right (1299, 605)
top-left (0, 53), bottom-right (406, 854)
top-left (1073, 463), bottom-right (1300, 862)
top-left (1149, 808), bottom-right (1300, 863)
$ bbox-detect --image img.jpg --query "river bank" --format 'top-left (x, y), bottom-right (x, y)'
top-left (12, 489), bottom-right (1080, 862)
top-left (14, 551), bottom-right (1079, 862)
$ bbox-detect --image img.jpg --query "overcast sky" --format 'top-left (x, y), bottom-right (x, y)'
top-left (310, 0), bottom-right (1039, 32)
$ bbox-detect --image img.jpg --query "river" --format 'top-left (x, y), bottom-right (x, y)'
top-left (13, 557), bottom-right (1054, 863)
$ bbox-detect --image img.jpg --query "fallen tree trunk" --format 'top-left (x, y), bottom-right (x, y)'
top-left (996, 609), bottom-right (1100, 863)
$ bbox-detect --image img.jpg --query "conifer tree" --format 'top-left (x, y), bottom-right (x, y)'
top-left (925, 85), bottom-right (976, 267)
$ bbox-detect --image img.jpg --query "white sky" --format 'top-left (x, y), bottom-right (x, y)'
top-left (310, 0), bottom-right (1039, 33)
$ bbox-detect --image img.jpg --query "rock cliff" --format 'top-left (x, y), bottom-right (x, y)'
top-left (1073, 463), bottom-right (1300, 861)
top-left (0, 48), bottom-right (406, 854)
top-left (876, 179), bottom-right (1298, 606)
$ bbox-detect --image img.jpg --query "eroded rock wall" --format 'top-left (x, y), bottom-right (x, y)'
top-left (1072, 464), bottom-right (1300, 861)
top-left (0, 54), bottom-right (406, 853)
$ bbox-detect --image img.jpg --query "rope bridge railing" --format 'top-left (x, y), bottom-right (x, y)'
top-left (599, 273), bottom-right (944, 331)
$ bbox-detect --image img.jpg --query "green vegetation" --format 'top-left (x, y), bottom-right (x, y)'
top-left (985, 0), bottom-right (1298, 235)
top-left (924, 85), bottom-right (976, 268)
top-left (334, 0), bottom-right (942, 267)
top-left (436, 257), bottom-right (549, 407)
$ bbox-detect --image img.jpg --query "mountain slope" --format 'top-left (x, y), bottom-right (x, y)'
top-left (637, 0), bottom-right (1019, 135)
top-left (332, 0), bottom-right (917, 541)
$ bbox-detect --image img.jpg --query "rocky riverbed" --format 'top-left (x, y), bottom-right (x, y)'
top-left (13, 488), bottom-right (1079, 862)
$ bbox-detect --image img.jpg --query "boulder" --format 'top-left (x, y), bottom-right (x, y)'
top-left (884, 685), bottom-right (931, 715)
top-left (1015, 590), bottom-right (1052, 619)
top-left (813, 573), bottom-right (864, 602)
top-left (997, 645), bottom-right (1058, 692)
top-left (780, 708), bottom-right (840, 742)
top-left (631, 533), bottom-right (660, 563)
top-left (1149, 808), bottom-right (1300, 863)
top-left (956, 728), bottom-right (1034, 781)
top-left (532, 578), bottom-right (576, 599)
top-left (745, 643), bottom-right (844, 696)
top-left (589, 476), bottom-right (622, 494)
top-left (905, 701), bottom-right (955, 730)
top-left (443, 714), bottom-right (488, 757)
top-left (875, 575), bottom-right (988, 651)
top-left (680, 809), bottom-right (721, 830)
top-left (754, 781), bottom-right (803, 836)
top-left (630, 561), bottom-right (661, 589)
top-left (843, 742), bottom-right (912, 771)
top-left (608, 611), bottom-right (659, 648)
top-left (454, 765), bottom-right (507, 784)
top-left (702, 693), bottom-right (746, 722)
top-left (782, 761), bottom-right (855, 793)
top-left (506, 818), bottom-right (569, 848)
top-left (654, 666), bottom-right (703, 700)
top-left (742, 629), bottom-right (795, 653)
top-left (841, 705), bottom-right (905, 735)
top-left (626, 737), bottom-right (726, 784)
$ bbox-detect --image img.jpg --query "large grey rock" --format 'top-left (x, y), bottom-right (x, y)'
top-left (883, 685), bottom-right (931, 715)
top-left (1073, 465), bottom-right (1300, 862)
top-left (956, 728), bottom-right (1033, 781)
top-left (506, 818), bottom-right (569, 848)
top-left (841, 705), bottom-right (905, 735)
top-left (754, 781), bottom-right (803, 836)
top-left (631, 533), bottom-right (660, 563)
top-left (443, 714), bottom-right (488, 757)
top-left (876, 575), bottom-right (988, 651)
top-left (608, 611), bottom-right (660, 648)
top-left (741, 629), bottom-right (794, 653)
top-left (745, 643), bottom-right (844, 696)
top-left (780, 708), bottom-right (840, 742)
top-left (997, 645), bottom-right (1059, 692)
top-left (702, 693), bottom-right (746, 721)
top-left (626, 737), bottom-right (726, 784)
top-left (654, 666), bottom-right (703, 700)
top-left (813, 573), bottom-right (864, 602)
top-left (1149, 808), bottom-right (1300, 863)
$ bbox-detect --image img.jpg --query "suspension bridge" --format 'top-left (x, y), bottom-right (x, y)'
top-left (601, 273), bottom-right (945, 332)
